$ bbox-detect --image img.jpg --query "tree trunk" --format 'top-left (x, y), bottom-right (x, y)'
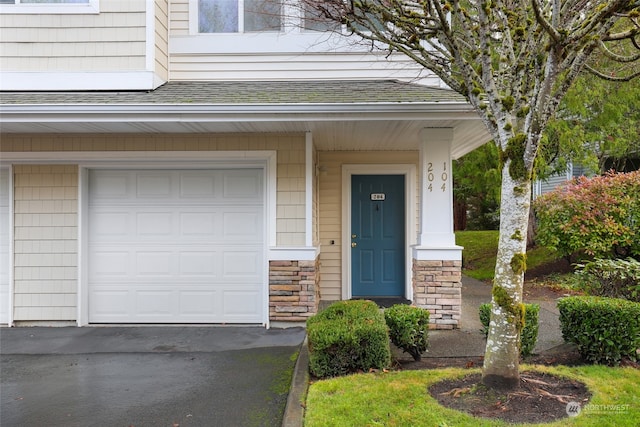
top-left (526, 201), bottom-right (537, 248)
top-left (482, 168), bottom-right (531, 390)
top-left (453, 198), bottom-right (467, 231)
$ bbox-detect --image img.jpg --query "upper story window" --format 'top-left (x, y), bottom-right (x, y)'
top-left (302, 2), bottom-right (340, 32)
top-left (198, 0), bottom-right (282, 33)
top-left (0, 0), bottom-right (99, 14)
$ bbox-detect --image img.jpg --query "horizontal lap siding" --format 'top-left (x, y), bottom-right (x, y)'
top-left (0, 1), bottom-right (147, 72)
top-left (169, 52), bottom-right (440, 83)
top-left (317, 151), bottom-right (420, 301)
top-left (170, 0), bottom-right (189, 35)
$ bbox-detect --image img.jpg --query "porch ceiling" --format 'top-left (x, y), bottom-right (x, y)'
top-left (0, 80), bottom-right (491, 158)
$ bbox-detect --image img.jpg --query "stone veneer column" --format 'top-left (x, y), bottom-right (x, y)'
top-left (269, 259), bottom-right (320, 321)
top-left (413, 260), bottom-right (462, 329)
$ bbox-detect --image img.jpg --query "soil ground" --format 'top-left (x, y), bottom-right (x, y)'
top-left (429, 371), bottom-right (591, 424)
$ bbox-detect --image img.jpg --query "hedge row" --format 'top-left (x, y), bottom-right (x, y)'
top-left (306, 300), bottom-right (391, 378)
top-left (558, 296), bottom-right (640, 365)
top-left (384, 304), bottom-right (430, 361)
top-left (307, 301), bottom-right (431, 377)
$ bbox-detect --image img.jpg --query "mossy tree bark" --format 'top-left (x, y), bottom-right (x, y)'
top-left (482, 169), bottom-right (530, 389)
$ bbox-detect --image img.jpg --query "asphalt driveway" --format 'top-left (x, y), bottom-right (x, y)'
top-left (0, 326), bottom-right (306, 427)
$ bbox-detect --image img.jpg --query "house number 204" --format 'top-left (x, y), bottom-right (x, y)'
top-left (427, 162), bottom-right (448, 192)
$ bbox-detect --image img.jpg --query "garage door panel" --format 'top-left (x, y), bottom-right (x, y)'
top-left (135, 251), bottom-right (173, 276)
top-left (179, 291), bottom-right (219, 316)
top-left (223, 251), bottom-right (261, 278)
top-left (180, 212), bottom-right (216, 236)
top-left (223, 170), bottom-right (263, 199)
top-left (180, 174), bottom-right (217, 198)
top-left (90, 174), bottom-right (130, 199)
top-left (136, 212), bottom-right (174, 236)
top-left (88, 169), bottom-right (264, 324)
top-left (90, 289), bottom-right (131, 317)
top-left (179, 252), bottom-right (218, 276)
top-left (222, 211), bottom-right (262, 239)
top-left (223, 290), bottom-right (261, 317)
top-left (92, 209), bottom-right (223, 242)
top-left (91, 251), bottom-right (130, 276)
top-left (136, 290), bottom-right (174, 316)
top-left (136, 173), bottom-right (172, 198)
top-left (92, 212), bottom-right (129, 236)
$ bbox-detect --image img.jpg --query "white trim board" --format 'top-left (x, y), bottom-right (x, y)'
top-left (0, 72), bottom-right (165, 91)
top-left (0, 0), bottom-right (99, 14)
top-left (341, 164), bottom-right (417, 301)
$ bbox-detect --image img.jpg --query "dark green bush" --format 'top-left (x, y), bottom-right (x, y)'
top-left (557, 296), bottom-right (640, 365)
top-left (576, 258), bottom-right (640, 302)
top-left (479, 303), bottom-right (540, 357)
top-left (384, 304), bottom-right (429, 361)
top-left (306, 300), bottom-right (391, 378)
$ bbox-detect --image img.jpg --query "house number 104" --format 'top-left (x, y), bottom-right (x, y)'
top-left (427, 162), bottom-right (448, 192)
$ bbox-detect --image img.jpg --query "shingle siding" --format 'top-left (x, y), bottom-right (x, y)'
top-left (13, 165), bottom-right (78, 322)
top-left (0, 3), bottom-right (147, 72)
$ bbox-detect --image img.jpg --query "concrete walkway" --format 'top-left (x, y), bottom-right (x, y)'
top-left (426, 275), bottom-right (565, 358)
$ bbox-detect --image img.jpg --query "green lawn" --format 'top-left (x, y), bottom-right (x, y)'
top-left (305, 366), bottom-right (640, 426)
top-left (456, 230), bottom-right (561, 281)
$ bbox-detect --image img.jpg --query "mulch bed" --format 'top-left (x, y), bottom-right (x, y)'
top-left (392, 347), bottom-right (592, 424)
top-left (428, 371), bottom-right (590, 424)
top-left (396, 348), bottom-right (638, 424)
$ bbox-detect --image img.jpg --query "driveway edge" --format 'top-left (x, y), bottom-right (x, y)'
top-left (282, 335), bottom-right (309, 427)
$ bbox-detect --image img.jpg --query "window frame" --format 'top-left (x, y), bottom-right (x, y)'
top-left (0, 0), bottom-right (99, 14)
top-left (194, 0), bottom-right (284, 34)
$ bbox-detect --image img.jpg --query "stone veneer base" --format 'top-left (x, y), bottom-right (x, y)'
top-left (412, 259), bottom-right (462, 330)
top-left (269, 259), bottom-right (320, 322)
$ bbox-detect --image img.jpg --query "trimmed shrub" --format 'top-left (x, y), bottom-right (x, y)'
top-left (479, 303), bottom-right (540, 357)
top-left (384, 304), bottom-right (429, 361)
top-left (576, 257), bottom-right (640, 302)
top-left (306, 300), bottom-right (391, 378)
top-left (557, 296), bottom-right (640, 365)
top-left (534, 170), bottom-right (640, 259)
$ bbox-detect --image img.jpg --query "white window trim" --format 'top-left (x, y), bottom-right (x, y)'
top-left (0, 0), bottom-right (99, 14)
top-left (341, 164), bottom-right (417, 301)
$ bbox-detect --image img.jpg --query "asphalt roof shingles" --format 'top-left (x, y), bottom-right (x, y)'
top-left (0, 80), bottom-right (467, 105)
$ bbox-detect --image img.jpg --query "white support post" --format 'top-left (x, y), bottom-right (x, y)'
top-left (414, 128), bottom-right (462, 261)
top-left (413, 128), bottom-right (463, 329)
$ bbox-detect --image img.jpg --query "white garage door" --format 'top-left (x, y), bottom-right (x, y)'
top-left (88, 169), bottom-right (265, 323)
top-left (0, 168), bottom-right (9, 324)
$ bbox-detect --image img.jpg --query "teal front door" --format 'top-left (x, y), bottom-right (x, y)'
top-left (351, 175), bottom-right (405, 297)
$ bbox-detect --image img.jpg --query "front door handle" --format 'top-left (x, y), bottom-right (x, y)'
top-left (351, 242), bottom-right (357, 248)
